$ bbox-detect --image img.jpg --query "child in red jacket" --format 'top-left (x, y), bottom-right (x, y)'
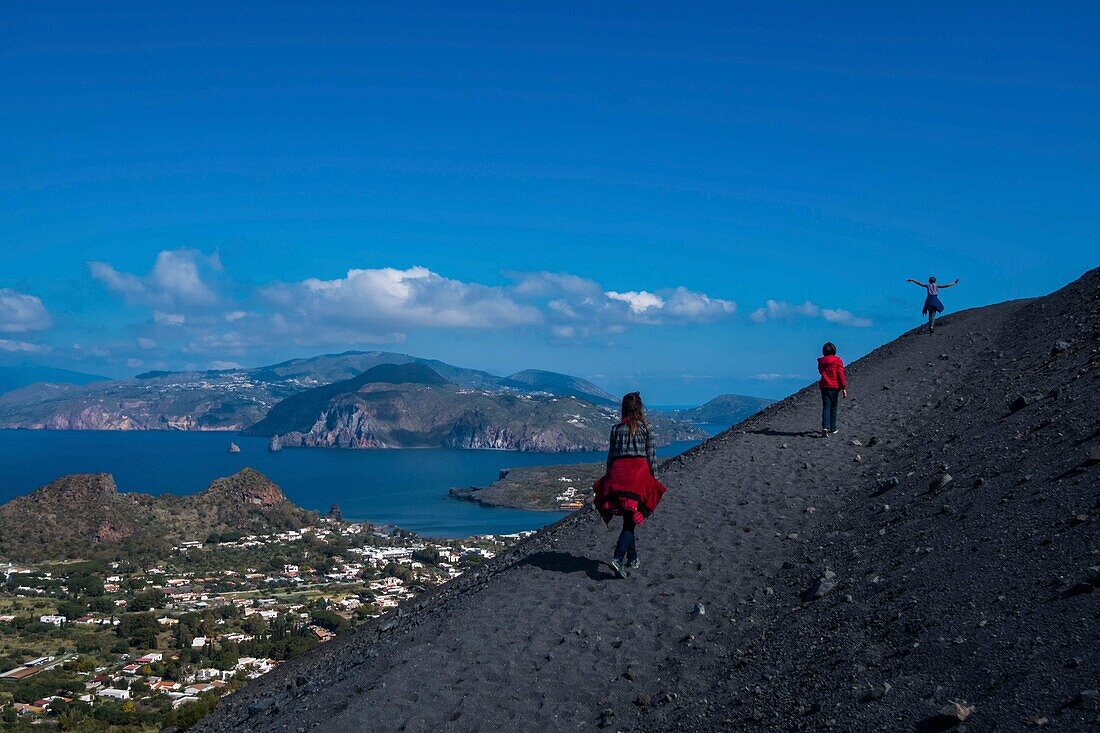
top-left (818, 342), bottom-right (848, 437)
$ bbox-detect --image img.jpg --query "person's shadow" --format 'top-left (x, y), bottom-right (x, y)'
top-left (521, 551), bottom-right (617, 581)
top-left (744, 427), bottom-right (819, 439)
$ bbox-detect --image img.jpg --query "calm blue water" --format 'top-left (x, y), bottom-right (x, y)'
top-left (0, 427), bottom-right (723, 538)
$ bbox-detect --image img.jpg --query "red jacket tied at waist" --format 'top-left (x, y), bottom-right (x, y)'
top-left (593, 457), bottom-right (667, 526)
top-left (818, 355), bottom-right (847, 390)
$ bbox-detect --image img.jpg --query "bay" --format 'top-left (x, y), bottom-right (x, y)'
top-left (0, 426), bottom-right (724, 538)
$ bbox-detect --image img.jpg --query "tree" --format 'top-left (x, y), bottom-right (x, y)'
top-left (58, 599), bottom-right (88, 620)
top-left (242, 614), bottom-right (268, 637)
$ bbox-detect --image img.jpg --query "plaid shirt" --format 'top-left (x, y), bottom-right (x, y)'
top-left (606, 422), bottom-right (657, 477)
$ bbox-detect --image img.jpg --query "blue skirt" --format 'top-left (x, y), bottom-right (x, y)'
top-left (922, 294), bottom-right (944, 315)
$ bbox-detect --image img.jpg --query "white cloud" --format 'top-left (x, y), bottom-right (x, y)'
top-left (76, 259), bottom-right (742, 363)
top-left (0, 339), bottom-right (48, 353)
top-left (90, 249), bottom-right (223, 309)
top-left (821, 308), bottom-right (873, 328)
top-left (751, 299), bottom-right (872, 328)
top-left (606, 290), bottom-right (664, 314)
top-left (661, 287), bottom-right (737, 320)
top-left (751, 372), bottom-right (806, 381)
top-left (153, 311), bottom-right (186, 326)
top-left (0, 289), bottom-right (52, 333)
top-left (261, 266), bottom-right (542, 345)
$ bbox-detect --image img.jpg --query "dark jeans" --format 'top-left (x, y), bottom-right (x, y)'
top-left (821, 388), bottom-right (840, 431)
top-left (613, 515), bottom-right (637, 562)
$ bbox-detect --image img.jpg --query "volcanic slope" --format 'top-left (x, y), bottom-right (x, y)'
top-left (193, 269), bottom-right (1100, 733)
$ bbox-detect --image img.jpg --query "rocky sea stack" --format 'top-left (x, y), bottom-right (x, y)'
top-left (193, 268), bottom-right (1100, 733)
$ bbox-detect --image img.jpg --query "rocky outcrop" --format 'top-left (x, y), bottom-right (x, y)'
top-left (0, 468), bottom-right (314, 563)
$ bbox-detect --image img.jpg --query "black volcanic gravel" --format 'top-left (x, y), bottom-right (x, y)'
top-left (191, 269), bottom-right (1100, 733)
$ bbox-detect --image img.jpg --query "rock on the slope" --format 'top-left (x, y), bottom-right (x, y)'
top-left (929, 473), bottom-right (953, 491)
top-left (803, 570), bottom-right (839, 602)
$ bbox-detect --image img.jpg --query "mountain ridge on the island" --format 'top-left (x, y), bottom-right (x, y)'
top-left (0, 351), bottom-right (702, 433)
top-left (0, 363), bottom-right (109, 396)
top-left (245, 362), bottom-right (705, 451)
top-left (674, 392), bottom-right (775, 424)
top-left (0, 468), bottom-right (316, 563)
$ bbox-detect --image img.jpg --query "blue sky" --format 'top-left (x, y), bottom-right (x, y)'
top-left (2, 2), bottom-right (1097, 403)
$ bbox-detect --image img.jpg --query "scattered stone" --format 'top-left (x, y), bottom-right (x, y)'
top-left (1074, 690), bottom-right (1099, 705)
top-left (929, 473), bottom-right (954, 491)
top-left (1009, 395), bottom-right (1034, 413)
top-left (634, 693), bottom-right (652, 707)
top-left (1085, 445), bottom-right (1100, 467)
top-left (1052, 339), bottom-right (1071, 354)
top-left (939, 701), bottom-right (974, 722)
top-left (1087, 566), bottom-right (1100, 586)
top-left (862, 681), bottom-right (891, 702)
top-left (851, 438), bottom-right (863, 447)
top-left (803, 570), bottom-right (838, 602)
top-left (692, 602), bottom-right (706, 616)
top-left (869, 436), bottom-right (879, 446)
top-left (597, 708), bottom-right (615, 728)
top-left (854, 454), bottom-right (863, 463)
top-left (843, 594), bottom-right (853, 603)
top-left (787, 532), bottom-right (799, 540)
top-left (248, 699), bottom-right (273, 716)
top-left (1024, 714), bottom-right (1049, 726)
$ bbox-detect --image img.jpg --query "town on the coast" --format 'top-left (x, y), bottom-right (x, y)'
top-left (0, 517), bottom-right (527, 730)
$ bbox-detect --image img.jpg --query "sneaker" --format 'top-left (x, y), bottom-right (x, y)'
top-left (821, 428), bottom-right (829, 438)
top-left (627, 558), bottom-right (640, 569)
top-left (830, 429), bottom-right (839, 434)
top-left (609, 558), bottom-right (629, 578)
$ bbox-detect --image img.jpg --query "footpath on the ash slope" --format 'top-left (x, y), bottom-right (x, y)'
top-left (192, 269), bottom-right (1100, 733)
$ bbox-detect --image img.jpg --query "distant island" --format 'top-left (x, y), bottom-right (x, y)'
top-left (450, 463), bottom-right (605, 511)
top-left (0, 351), bottom-right (773, 453)
top-left (244, 363), bottom-right (705, 452)
top-left (673, 393), bottom-right (775, 425)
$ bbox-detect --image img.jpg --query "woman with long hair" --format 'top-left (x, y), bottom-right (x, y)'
top-left (906, 275), bottom-right (960, 333)
top-left (593, 392), bottom-right (667, 578)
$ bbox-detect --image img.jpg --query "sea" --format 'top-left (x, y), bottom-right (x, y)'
top-left (0, 426), bottom-right (725, 538)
